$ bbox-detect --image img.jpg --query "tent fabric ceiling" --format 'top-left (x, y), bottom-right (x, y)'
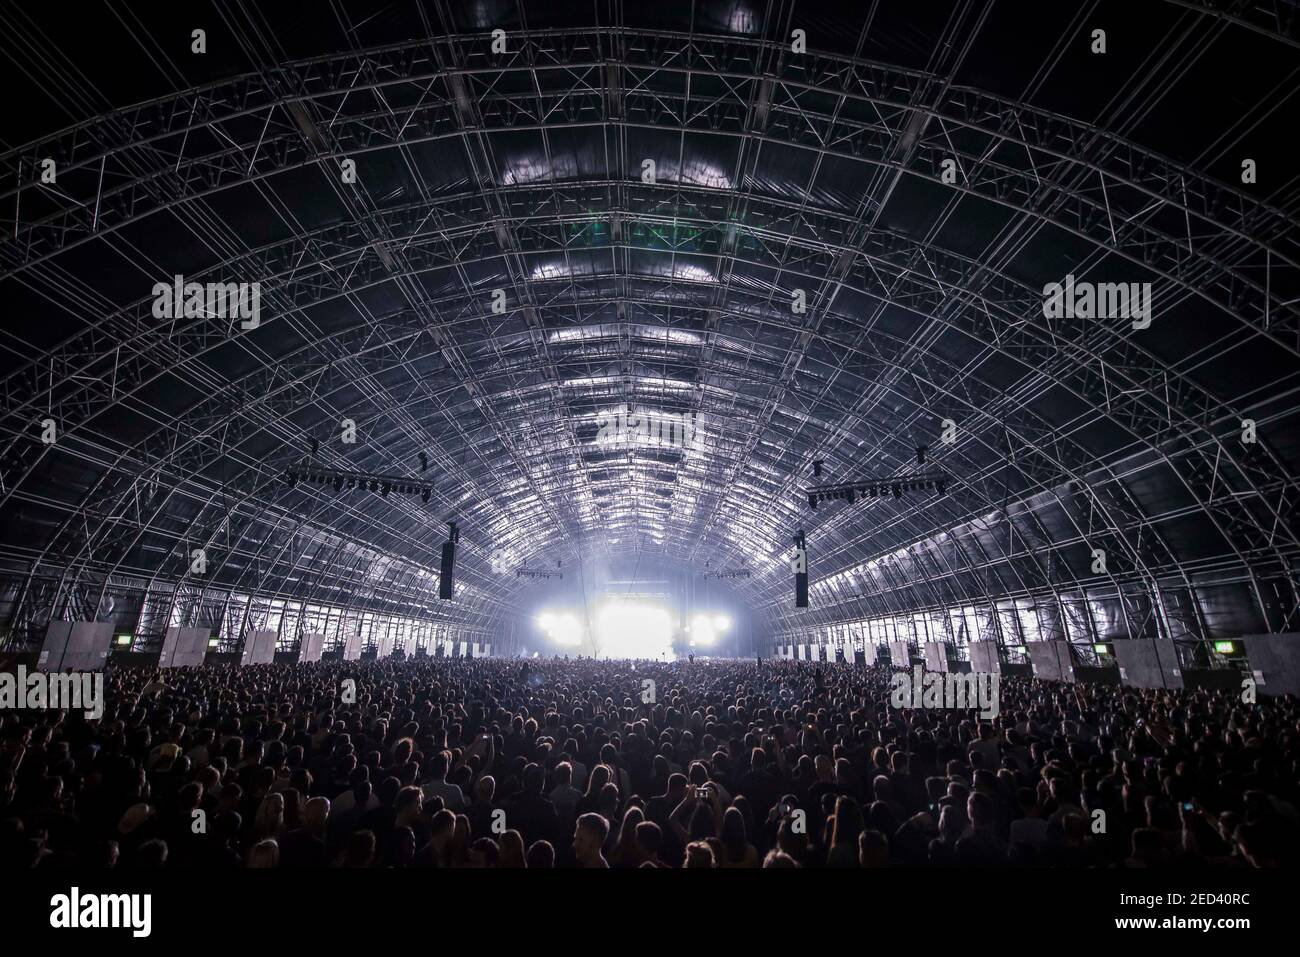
top-left (0, 0), bottom-right (1297, 647)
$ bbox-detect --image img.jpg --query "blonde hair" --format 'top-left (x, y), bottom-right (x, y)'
top-left (254, 792), bottom-right (285, 839)
top-left (683, 841), bottom-right (716, 868)
top-left (248, 839), bottom-right (280, 868)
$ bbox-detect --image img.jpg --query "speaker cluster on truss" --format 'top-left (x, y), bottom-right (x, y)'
top-left (807, 470), bottom-right (949, 509)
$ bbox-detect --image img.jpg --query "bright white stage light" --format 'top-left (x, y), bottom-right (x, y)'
top-left (714, 615), bottom-right (731, 631)
top-left (536, 611), bottom-right (581, 645)
top-left (597, 601), bottom-right (674, 659)
top-left (690, 614), bottom-right (716, 645)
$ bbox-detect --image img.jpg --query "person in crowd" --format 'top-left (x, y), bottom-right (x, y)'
top-left (497, 829), bottom-right (527, 868)
top-left (573, 812), bottom-right (610, 868)
top-left (525, 840), bottom-right (555, 869)
top-left (610, 806), bottom-right (645, 867)
top-left (826, 796), bottom-right (864, 867)
top-left (279, 796), bottom-right (330, 868)
top-left (763, 849), bottom-right (799, 867)
top-left (718, 806), bottom-right (759, 867)
top-left (248, 839), bottom-right (280, 868)
top-left (340, 830), bottom-right (376, 868)
top-left (421, 751), bottom-right (466, 812)
top-left (682, 840), bottom-right (716, 868)
top-left (506, 763), bottom-right (559, 849)
top-left (252, 792), bottom-right (285, 843)
top-left (548, 762), bottom-right (583, 835)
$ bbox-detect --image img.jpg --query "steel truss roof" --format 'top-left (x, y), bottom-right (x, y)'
top-left (0, 1), bottom-right (1297, 652)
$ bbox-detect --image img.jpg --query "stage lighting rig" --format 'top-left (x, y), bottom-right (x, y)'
top-left (806, 470), bottom-right (949, 509)
top-left (517, 569), bottom-right (563, 580)
top-left (703, 568), bottom-right (751, 580)
top-left (283, 466), bottom-right (432, 502)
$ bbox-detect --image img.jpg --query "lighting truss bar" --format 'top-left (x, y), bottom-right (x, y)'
top-left (517, 569), bottom-right (562, 580)
top-left (807, 470), bottom-right (950, 509)
top-left (704, 568), bottom-right (752, 580)
top-left (284, 466), bottom-right (433, 500)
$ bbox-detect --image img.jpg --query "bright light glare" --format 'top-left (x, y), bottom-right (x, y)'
top-left (536, 611), bottom-right (582, 646)
top-left (714, 615), bottom-right (731, 632)
top-left (598, 602), bottom-right (674, 660)
top-left (690, 614), bottom-right (716, 645)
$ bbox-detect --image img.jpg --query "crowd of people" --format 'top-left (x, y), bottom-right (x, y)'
top-left (1, 655), bottom-right (1296, 868)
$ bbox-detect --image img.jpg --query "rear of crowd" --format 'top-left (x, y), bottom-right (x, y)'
top-left (2, 657), bottom-right (1295, 868)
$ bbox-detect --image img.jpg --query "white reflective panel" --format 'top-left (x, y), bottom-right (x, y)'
top-left (530, 260), bottom-right (572, 281)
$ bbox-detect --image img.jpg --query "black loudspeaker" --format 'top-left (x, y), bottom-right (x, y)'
top-left (439, 540), bottom-right (456, 599)
top-left (793, 529), bottom-right (808, 608)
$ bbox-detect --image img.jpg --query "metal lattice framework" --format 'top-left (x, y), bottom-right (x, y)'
top-left (0, 1), bottom-right (1297, 660)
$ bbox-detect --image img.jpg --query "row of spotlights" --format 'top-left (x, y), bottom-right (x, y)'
top-left (809, 477), bottom-right (946, 509)
top-left (286, 471), bottom-right (432, 503)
